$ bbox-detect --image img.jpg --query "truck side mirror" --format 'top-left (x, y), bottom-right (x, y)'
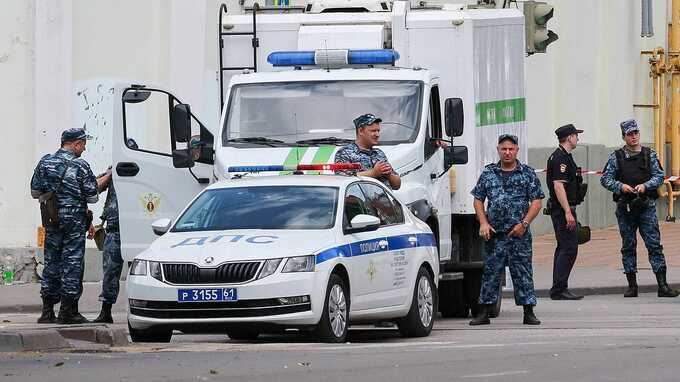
top-left (444, 145), bottom-right (468, 170)
top-left (172, 149), bottom-right (195, 169)
top-left (171, 104), bottom-right (192, 143)
top-left (444, 98), bottom-right (464, 137)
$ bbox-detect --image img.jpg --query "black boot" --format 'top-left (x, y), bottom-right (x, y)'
top-left (655, 269), bottom-right (680, 297)
top-left (469, 304), bottom-right (491, 326)
top-left (624, 273), bottom-right (638, 298)
top-left (57, 298), bottom-right (90, 324)
top-left (523, 305), bottom-right (541, 325)
top-left (37, 298), bottom-right (58, 324)
top-left (92, 303), bottom-right (113, 323)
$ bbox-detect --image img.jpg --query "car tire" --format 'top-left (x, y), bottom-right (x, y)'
top-left (316, 273), bottom-right (348, 343)
top-left (226, 328), bottom-right (260, 341)
top-left (398, 266), bottom-right (435, 337)
top-left (128, 321), bottom-right (172, 343)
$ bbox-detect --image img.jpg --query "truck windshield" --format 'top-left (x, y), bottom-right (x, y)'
top-left (172, 186), bottom-right (338, 231)
top-left (222, 80), bottom-right (423, 146)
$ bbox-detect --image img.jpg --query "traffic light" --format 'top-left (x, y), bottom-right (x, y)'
top-left (524, 1), bottom-right (558, 54)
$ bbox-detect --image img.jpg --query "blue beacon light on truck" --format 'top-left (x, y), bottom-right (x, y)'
top-left (267, 49), bottom-right (400, 67)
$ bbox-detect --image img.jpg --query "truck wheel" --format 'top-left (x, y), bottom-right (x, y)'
top-left (398, 267), bottom-right (435, 337)
top-left (226, 328), bottom-right (260, 341)
top-left (488, 279), bottom-right (503, 318)
top-left (128, 321), bottom-right (172, 343)
top-left (438, 279), bottom-right (469, 318)
top-left (463, 269), bottom-right (483, 317)
top-left (316, 274), bottom-right (348, 343)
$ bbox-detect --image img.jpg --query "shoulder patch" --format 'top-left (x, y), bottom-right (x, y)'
top-left (559, 163), bottom-right (567, 173)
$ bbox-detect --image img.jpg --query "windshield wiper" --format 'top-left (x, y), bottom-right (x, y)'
top-left (225, 137), bottom-right (285, 147)
top-left (295, 137), bottom-right (354, 146)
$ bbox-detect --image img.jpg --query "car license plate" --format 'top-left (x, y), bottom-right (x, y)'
top-left (177, 288), bottom-right (238, 302)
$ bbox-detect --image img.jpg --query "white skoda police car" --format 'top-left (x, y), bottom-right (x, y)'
top-left (127, 172), bottom-right (438, 343)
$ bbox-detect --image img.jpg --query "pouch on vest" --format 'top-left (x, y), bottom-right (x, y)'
top-left (39, 192), bottom-right (59, 228)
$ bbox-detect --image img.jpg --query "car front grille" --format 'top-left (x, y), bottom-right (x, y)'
top-left (163, 262), bottom-right (260, 284)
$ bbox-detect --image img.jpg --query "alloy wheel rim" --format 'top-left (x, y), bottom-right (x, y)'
top-left (417, 275), bottom-right (433, 327)
top-left (328, 284), bottom-right (347, 338)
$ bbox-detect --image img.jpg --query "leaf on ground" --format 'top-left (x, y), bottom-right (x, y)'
top-left (54, 362), bottom-right (64, 367)
top-left (297, 362), bottom-right (311, 367)
top-left (210, 369), bottom-right (218, 374)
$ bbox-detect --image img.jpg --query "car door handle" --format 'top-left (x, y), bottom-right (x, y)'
top-left (378, 239), bottom-right (388, 249)
top-left (116, 162), bottom-right (140, 177)
top-left (408, 236), bottom-right (418, 245)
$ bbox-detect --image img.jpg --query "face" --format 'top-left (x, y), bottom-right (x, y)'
top-left (497, 140), bottom-right (519, 164)
top-left (567, 133), bottom-right (579, 146)
top-left (357, 122), bottom-right (381, 147)
top-left (73, 140), bottom-right (87, 157)
top-left (623, 130), bottom-right (640, 146)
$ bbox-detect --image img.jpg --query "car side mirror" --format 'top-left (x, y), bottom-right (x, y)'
top-left (444, 145), bottom-right (468, 170)
top-left (444, 98), bottom-right (464, 137)
top-left (151, 218), bottom-right (172, 236)
top-left (171, 104), bottom-right (192, 143)
top-left (345, 214), bottom-right (381, 234)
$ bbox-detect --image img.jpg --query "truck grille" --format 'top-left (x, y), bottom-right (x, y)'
top-left (163, 262), bottom-right (260, 284)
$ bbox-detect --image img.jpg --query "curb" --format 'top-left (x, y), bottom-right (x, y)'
top-left (0, 325), bottom-right (129, 352)
top-left (503, 283), bottom-right (680, 298)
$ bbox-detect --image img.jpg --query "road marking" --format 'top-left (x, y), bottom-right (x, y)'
top-left (461, 370), bottom-right (529, 378)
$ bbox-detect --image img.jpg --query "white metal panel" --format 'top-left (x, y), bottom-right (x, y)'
top-left (298, 25), bottom-right (385, 50)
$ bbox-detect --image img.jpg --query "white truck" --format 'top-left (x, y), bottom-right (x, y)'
top-left (112, 0), bottom-right (528, 319)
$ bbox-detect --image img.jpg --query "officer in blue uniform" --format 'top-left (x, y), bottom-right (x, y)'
top-left (30, 128), bottom-right (103, 324)
top-left (469, 134), bottom-right (544, 326)
top-left (601, 119), bottom-right (679, 298)
top-left (334, 114), bottom-right (401, 190)
top-left (546, 124), bottom-right (586, 300)
top-left (91, 168), bottom-right (121, 323)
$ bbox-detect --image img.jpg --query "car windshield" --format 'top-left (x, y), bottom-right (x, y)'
top-left (222, 80), bottom-right (423, 146)
top-left (172, 186), bottom-right (338, 231)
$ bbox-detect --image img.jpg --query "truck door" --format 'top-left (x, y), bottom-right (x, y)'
top-left (112, 86), bottom-right (214, 262)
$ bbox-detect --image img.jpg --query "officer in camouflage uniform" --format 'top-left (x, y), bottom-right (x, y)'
top-left (30, 128), bottom-right (101, 324)
top-left (600, 119), bottom-right (679, 298)
top-left (334, 113), bottom-right (401, 190)
top-left (91, 168), bottom-right (121, 323)
top-left (469, 134), bottom-right (544, 326)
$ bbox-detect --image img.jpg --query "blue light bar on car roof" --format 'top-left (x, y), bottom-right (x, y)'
top-left (267, 49), bottom-right (400, 67)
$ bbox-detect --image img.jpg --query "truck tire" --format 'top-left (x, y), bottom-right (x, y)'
top-left (463, 269), bottom-right (483, 317)
top-left (128, 322), bottom-right (172, 343)
top-left (488, 287), bottom-right (502, 318)
top-left (226, 328), bottom-right (260, 341)
top-left (315, 274), bottom-right (348, 343)
top-left (438, 279), bottom-right (469, 318)
top-left (398, 267), bottom-right (435, 337)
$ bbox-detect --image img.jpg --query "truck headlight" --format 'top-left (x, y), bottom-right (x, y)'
top-left (149, 261), bottom-right (163, 282)
top-left (282, 255), bottom-right (315, 273)
top-left (258, 258), bottom-right (282, 279)
top-left (130, 259), bottom-right (147, 276)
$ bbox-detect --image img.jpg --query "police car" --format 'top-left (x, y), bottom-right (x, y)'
top-left (126, 165), bottom-right (438, 343)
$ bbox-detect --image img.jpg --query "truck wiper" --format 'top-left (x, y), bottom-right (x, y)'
top-left (225, 137), bottom-right (285, 147)
top-left (295, 137), bottom-right (354, 146)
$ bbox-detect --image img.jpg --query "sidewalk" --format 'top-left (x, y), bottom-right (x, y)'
top-left (1, 221), bottom-right (680, 314)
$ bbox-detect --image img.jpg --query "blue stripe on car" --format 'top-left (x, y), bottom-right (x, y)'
top-left (315, 233), bottom-right (436, 264)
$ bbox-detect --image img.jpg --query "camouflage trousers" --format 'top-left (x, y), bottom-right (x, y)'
top-left (98, 231), bottom-right (123, 304)
top-left (41, 209), bottom-right (87, 302)
top-left (615, 201), bottom-right (667, 274)
top-left (479, 232), bottom-right (537, 306)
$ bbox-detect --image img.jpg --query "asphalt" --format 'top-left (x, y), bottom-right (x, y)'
top-left (1, 220), bottom-right (680, 352)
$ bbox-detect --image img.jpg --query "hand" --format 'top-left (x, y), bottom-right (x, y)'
top-left (621, 184), bottom-right (636, 194)
top-left (479, 222), bottom-right (496, 241)
top-left (565, 210), bottom-right (576, 230)
top-left (634, 184), bottom-right (646, 194)
top-left (372, 161), bottom-right (393, 176)
top-left (508, 223), bottom-right (526, 238)
top-left (87, 225), bottom-right (95, 240)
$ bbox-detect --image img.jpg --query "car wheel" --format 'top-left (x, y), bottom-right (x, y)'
top-left (398, 267), bottom-right (435, 337)
top-left (316, 274), bottom-right (348, 343)
top-left (128, 321), bottom-right (172, 343)
top-left (226, 328), bottom-right (260, 341)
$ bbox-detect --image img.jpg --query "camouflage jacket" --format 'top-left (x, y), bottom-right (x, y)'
top-left (471, 161), bottom-right (545, 233)
top-left (334, 142), bottom-right (396, 187)
top-left (30, 148), bottom-right (98, 209)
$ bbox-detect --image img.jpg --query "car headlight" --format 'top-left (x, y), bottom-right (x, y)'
top-left (282, 255), bottom-right (315, 273)
top-left (130, 259), bottom-right (147, 276)
top-left (258, 258), bottom-right (282, 279)
top-left (149, 261), bottom-right (163, 281)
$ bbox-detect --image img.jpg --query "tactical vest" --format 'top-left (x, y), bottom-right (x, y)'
top-left (614, 146), bottom-right (658, 200)
top-left (547, 148), bottom-right (587, 207)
